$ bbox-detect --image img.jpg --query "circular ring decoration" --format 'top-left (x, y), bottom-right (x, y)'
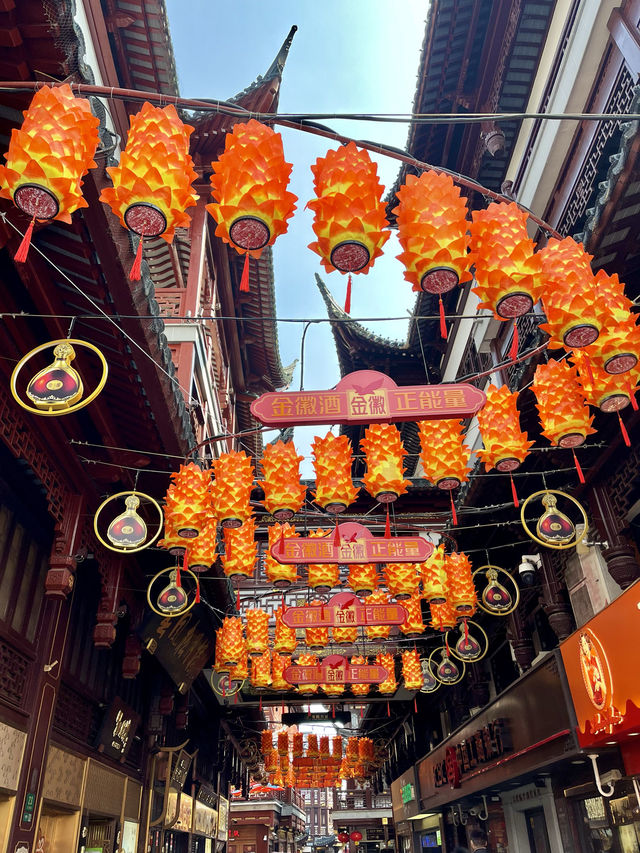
top-left (445, 620), bottom-right (489, 663)
top-left (420, 266), bottom-right (459, 295)
top-left (10, 339), bottom-right (108, 417)
top-left (472, 565), bottom-right (520, 616)
top-left (210, 671), bottom-right (244, 697)
top-left (14, 183), bottom-right (60, 219)
top-left (427, 647), bottom-right (466, 686)
top-left (93, 491), bottom-right (163, 554)
top-left (520, 489), bottom-right (588, 551)
top-left (146, 566), bottom-right (198, 618)
top-left (124, 201), bottom-right (168, 237)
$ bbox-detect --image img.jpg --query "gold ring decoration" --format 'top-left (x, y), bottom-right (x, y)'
top-left (472, 565), bottom-right (520, 615)
top-left (147, 566), bottom-right (198, 618)
top-left (93, 491), bottom-right (163, 554)
top-left (445, 620), bottom-right (488, 663)
top-left (210, 671), bottom-right (244, 697)
top-left (520, 488), bottom-right (588, 550)
top-left (10, 338), bottom-right (108, 416)
top-left (427, 647), bottom-right (466, 686)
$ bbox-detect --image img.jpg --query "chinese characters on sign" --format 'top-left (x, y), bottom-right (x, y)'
top-left (284, 654), bottom-right (389, 685)
top-left (250, 369), bottom-right (486, 427)
top-left (432, 720), bottom-right (512, 788)
top-left (96, 697), bottom-right (140, 762)
top-left (281, 591), bottom-right (407, 629)
top-left (271, 521), bottom-right (432, 565)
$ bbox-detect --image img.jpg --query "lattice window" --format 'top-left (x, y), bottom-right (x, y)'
top-left (52, 681), bottom-right (101, 745)
top-left (0, 638), bottom-right (31, 707)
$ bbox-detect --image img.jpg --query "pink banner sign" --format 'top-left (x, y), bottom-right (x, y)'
top-left (250, 369), bottom-right (486, 427)
top-left (284, 654), bottom-right (388, 685)
top-left (270, 521), bottom-right (433, 565)
top-left (281, 591), bottom-right (407, 629)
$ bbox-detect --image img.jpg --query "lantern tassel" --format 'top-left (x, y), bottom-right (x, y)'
top-left (239, 253), bottom-right (250, 292)
top-left (618, 411), bottom-right (631, 447)
top-left (387, 701), bottom-right (390, 718)
top-left (628, 379), bottom-right (638, 411)
top-left (572, 449), bottom-right (585, 484)
top-left (509, 321), bottom-right (519, 362)
top-left (333, 521), bottom-right (341, 547)
top-left (14, 217), bottom-right (35, 264)
top-left (414, 697), bottom-right (417, 713)
top-left (195, 576), bottom-right (201, 603)
top-left (278, 528), bottom-right (285, 554)
top-left (259, 694), bottom-right (262, 711)
top-left (439, 296), bottom-right (447, 340)
top-left (236, 587), bottom-right (241, 611)
top-left (384, 507), bottom-right (390, 539)
top-left (510, 473), bottom-right (519, 508)
top-left (344, 274), bottom-right (352, 314)
top-left (450, 492), bottom-right (458, 526)
top-left (129, 236), bottom-right (143, 281)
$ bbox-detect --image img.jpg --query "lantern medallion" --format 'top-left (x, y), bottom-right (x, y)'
top-left (123, 202), bottom-right (168, 237)
top-left (229, 215), bottom-right (271, 251)
top-left (94, 491), bottom-right (163, 554)
top-left (520, 489), bottom-right (588, 550)
top-left (147, 566), bottom-right (198, 617)
top-left (420, 267), bottom-right (459, 295)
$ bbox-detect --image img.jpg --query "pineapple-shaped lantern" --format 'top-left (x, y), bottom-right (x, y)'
top-left (399, 594), bottom-right (425, 637)
top-left (418, 419), bottom-right (471, 490)
top-left (347, 563), bottom-right (379, 597)
top-left (446, 552), bottom-right (477, 615)
top-left (476, 384), bottom-right (534, 472)
top-left (222, 518), bottom-right (258, 579)
top-left (376, 653), bottom-right (397, 694)
top-left (420, 544), bottom-right (448, 603)
top-left (532, 359), bottom-right (596, 448)
top-left (307, 528), bottom-right (340, 593)
top-left (361, 422), bottom-right (409, 503)
top-left (264, 523), bottom-right (298, 587)
top-left (164, 463), bottom-right (213, 539)
top-left (259, 440), bottom-right (306, 521)
top-left (274, 605), bottom-right (297, 654)
top-left (364, 591), bottom-right (391, 639)
top-left (271, 654), bottom-right (291, 691)
top-left (245, 608), bottom-right (270, 656)
top-left (402, 649), bottom-right (423, 690)
top-left (384, 563), bottom-right (420, 600)
top-left (210, 450), bottom-right (254, 529)
top-left (312, 432), bottom-right (358, 514)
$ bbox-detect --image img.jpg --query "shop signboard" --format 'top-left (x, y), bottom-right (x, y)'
top-left (217, 796), bottom-right (229, 842)
top-left (560, 582), bottom-right (640, 752)
top-left (142, 610), bottom-right (216, 692)
top-left (284, 654), bottom-right (388, 685)
top-left (271, 522), bottom-right (432, 565)
top-left (281, 591), bottom-right (407, 628)
top-left (96, 697), bottom-right (141, 762)
top-left (391, 767), bottom-right (420, 822)
top-left (416, 654), bottom-right (576, 807)
top-left (251, 370), bottom-right (486, 427)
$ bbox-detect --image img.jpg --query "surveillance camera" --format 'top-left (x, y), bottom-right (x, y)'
top-left (518, 554), bottom-right (541, 587)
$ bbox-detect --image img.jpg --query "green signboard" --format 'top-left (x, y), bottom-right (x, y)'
top-left (401, 783), bottom-right (415, 804)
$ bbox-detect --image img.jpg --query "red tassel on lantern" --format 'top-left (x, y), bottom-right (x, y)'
top-left (344, 274), bottom-right (352, 313)
top-left (130, 236), bottom-right (144, 281)
top-left (14, 217), bottom-right (35, 264)
top-left (240, 253), bottom-right (250, 292)
top-left (572, 449), bottom-right (585, 484)
top-left (618, 412), bottom-right (631, 447)
top-left (439, 296), bottom-right (447, 340)
top-left (509, 321), bottom-right (519, 362)
top-left (510, 473), bottom-right (519, 508)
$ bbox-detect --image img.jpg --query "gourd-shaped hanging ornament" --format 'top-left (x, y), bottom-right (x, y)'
top-left (420, 659), bottom-right (440, 694)
top-left (472, 565), bottom-right (519, 615)
top-left (156, 568), bottom-right (188, 614)
top-left (27, 341), bottom-right (83, 410)
top-left (107, 494), bottom-right (147, 548)
top-left (537, 492), bottom-right (575, 544)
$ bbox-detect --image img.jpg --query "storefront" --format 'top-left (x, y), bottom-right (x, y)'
top-left (391, 768), bottom-right (425, 853)
top-left (560, 580), bottom-right (640, 853)
top-left (193, 785), bottom-right (219, 853)
top-left (416, 653), bottom-right (583, 853)
top-left (0, 720), bottom-right (26, 853)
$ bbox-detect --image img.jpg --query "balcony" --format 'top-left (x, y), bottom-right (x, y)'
top-left (331, 793), bottom-right (392, 824)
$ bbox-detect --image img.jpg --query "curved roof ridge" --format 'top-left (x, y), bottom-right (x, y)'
top-left (229, 24), bottom-right (298, 106)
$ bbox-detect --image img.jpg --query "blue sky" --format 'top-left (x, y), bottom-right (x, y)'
top-left (165, 1), bottom-right (430, 470)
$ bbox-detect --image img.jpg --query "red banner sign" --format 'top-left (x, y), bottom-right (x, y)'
top-left (250, 369), bottom-right (486, 427)
top-left (281, 591), bottom-right (407, 629)
top-left (284, 654), bottom-right (388, 685)
top-left (271, 521), bottom-right (433, 565)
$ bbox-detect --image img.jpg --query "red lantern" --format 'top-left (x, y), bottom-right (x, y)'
top-left (350, 832), bottom-right (363, 842)
top-left (338, 833), bottom-right (349, 844)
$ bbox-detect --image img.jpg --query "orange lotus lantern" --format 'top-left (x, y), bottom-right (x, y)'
top-left (264, 522), bottom-right (299, 587)
top-left (322, 682), bottom-right (345, 696)
top-left (394, 170), bottom-right (471, 296)
top-left (358, 737), bottom-right (375, 764)
top-left (157, 514), bottom-right (187, 557)
top-left (538, 237), bottom-right (605, 349)
top-left (420, 544), bottom-right (448, 603)
top-left (365, 591), bottom-right (391, 639)
top-left (347, 563), bottom-right (379, 596)
top-left (100, 102), bottom-right (197, 279)
top-left (259, 440), bottom-right (306, 521)
top-left (402, 649), bottom-right (423, 690)
top-left (532, 359), bottom-right (596, 448)
top-left (210, 450), bottom-right (254, 528)
top-left (476, 384), bottom-right (534, 472)
top-left (305, 601), bottom-right (329, 649)
top-left (213, 629), bottom-right (229, 673)
top-left (251, 649), bottom-right (272, 689)
top-left (274, 605), bottom-right (297, 654)
top-left (261, 731), bottom-right (274, 754)
top-left (399, 594), bottom-right (425, 637)
top-left (429, 600), bottom-right (457, 632)
top-left (292, 732), bottom-right (304, 757)
top-left (469, 201), bottom-right (543, 319)
top-left (418, 419), bottom-right (471, 490)
top-left (186, 515), bottom-right (218, 572)
top-left (572, 350), bottom-right (639, 413)
top-left (384, 563), bottom-right (419, 600)
top-left (164, 462), bottom-right (213, 539)
top-left (264, 750), bottom-right (277, 773)
top-left (332, 624), bottom-right (358, 645)
top-left (279, 753), bottom-right (290, 772)
top-left (307, 734), bottom-right (319, 758)
top-left (312, 433), bottom-right (358, 513)
top-left (377, 653), bottom-right (397, 694)
top-left (307, 528), bottom-right (340, 592)
top-left (219, 617), bottom-right (245, 667)
top-left (446, 552), bottom-right (476, 614)
top-left (246, 608), bottom-right (270, 656)
top-left (349, 656), bottom-right (370, 696)
top-left (0, 85), bottom-right (100, 262)
top-left (346, 737), bottom-right (359, 765)
top-left (587, 313), bottom-right (640, 376)
top-left (307, 142), bottom-right (390, 295)
top-left (278, 731), bottom-right (289, 756)
top-left (296, 654), bottom-right (319, 695)
top-left (228, 649), bottom-right (248, 685)
top-left (222, 518), bottom-right (258, 579)
top-left (361, 422), bottom-right (409, 503)
top-left (206, 120), bottom-right (296, 279)
top-left (332, 736), bottom-right (343, 759)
